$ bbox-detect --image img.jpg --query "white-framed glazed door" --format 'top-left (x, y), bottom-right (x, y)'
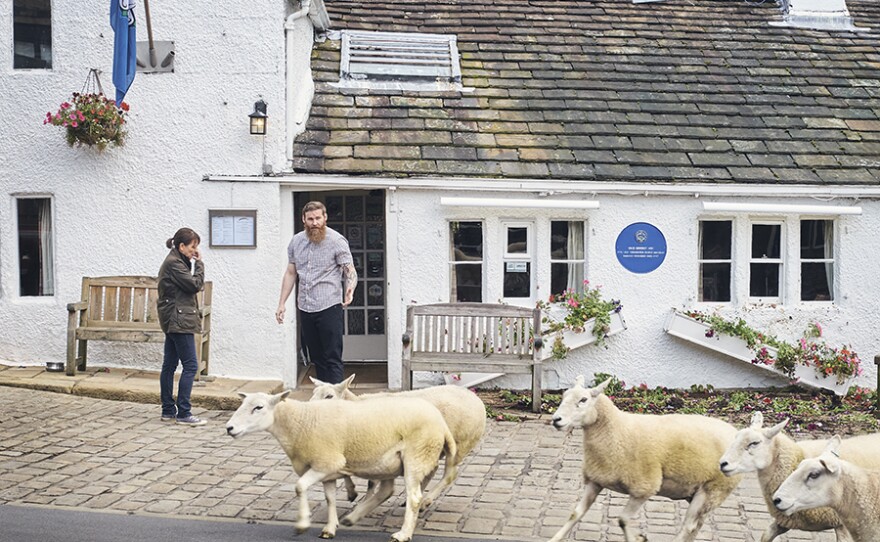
top-left (501, 221), bottom-right (535, 305)
top-left (294, 190), bottom-right (388, 363)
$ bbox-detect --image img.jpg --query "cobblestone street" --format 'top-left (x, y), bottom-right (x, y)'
top-left (0, 387), bottom-right (837, 541)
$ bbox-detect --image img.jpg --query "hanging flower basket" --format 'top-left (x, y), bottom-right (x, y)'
top-left (44, 69), bottom-right (129, 150)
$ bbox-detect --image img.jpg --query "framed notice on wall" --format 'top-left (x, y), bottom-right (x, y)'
top-left (209, 209), bottom-right (257, 248)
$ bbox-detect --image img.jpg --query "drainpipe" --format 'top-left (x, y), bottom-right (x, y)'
top-left (875, 354), bottom-right (879, 418)
top-left (285, 0), bottom-right (315, 162)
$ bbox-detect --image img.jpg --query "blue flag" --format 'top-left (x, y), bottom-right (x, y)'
top-left (110, 0), bottom-right (136, 106)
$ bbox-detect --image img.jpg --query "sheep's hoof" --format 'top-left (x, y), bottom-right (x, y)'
top-left (419, 497), bottom-right (433, 509)
top-left (295, 524), bottom-right (309, 535)
top-left (346, 491), bottom-right (358, 502)
top-left (319, 530), bottom-right (335, 539)
top-left (390, 533), bottom-right (410, 542)
top-left (340, 517), bottom-right (354, 527)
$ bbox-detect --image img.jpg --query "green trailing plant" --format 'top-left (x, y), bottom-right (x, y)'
top-left (682, 311), bottom-right (862, 386)
top-left (537, 280), bottom-right (622, 360)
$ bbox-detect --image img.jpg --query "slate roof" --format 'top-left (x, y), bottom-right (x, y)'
top-left (292, 0), bottom-right (880, 184)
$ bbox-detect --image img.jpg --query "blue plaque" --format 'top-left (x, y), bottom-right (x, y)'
top-left (615, 222), bottom-right (667, 274)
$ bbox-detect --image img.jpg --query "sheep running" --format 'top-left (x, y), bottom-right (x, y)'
top-left (548, 376), bottom-right (742, 542)
top-left (225, 391), bottom-right (457, 542)
top-left (719, 412), bottom-right (880, 542)
top-left (310, 375), bottom-right (486, 507)
top-left (774, 436), bottom-right (880, 542)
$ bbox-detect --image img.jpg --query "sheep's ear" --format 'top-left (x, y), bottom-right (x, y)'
top-left (270, 390), bottom-right (291, 405)
top-left (574, 375), bottom-right (585, 388)
top-left (764, 418), bottom-right (789, 440)
top-left (340, 374), bottom-right (356, 391)
top-left (819, 457), bottom-right (838, 474)
top-left (309, 376), bottom-right (326, 386)
top-left (825, 435), bottom-right (842, 456)
top-left (237, 392), bottom-right (248, 399)
top-left (749, 411), bottom-right (764, 428)
top-left (592, 378), bottom-right (611, 397)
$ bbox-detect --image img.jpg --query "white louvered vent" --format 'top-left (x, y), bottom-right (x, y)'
top-left (340, 30), bottom-right (461, 83)
top-left (772, 0), bottom-right (869, 32)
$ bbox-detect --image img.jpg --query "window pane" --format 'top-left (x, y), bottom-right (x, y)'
top-left (366, 224), bottom-right (384, 250)
top-left (18, 198), bottom-right (54, 296)
top-left (451, 222), bottom-right (482, 260)
top-left (551, 262), bottom-right (584, 296)
top-left (551, 221), bottom-right (584, 260)
top-left (344, 195), bottom-right (364, 221)
top-left (802, 263), bottom-right (833, 301)
top-left (451, 265), bottom-right (482, 302)
top-left (750, 263), bottom-right (779, 297)
top-left (349, 281), bottom-right (365, 307)
top-left (365, 193), bottom-right (383, 221)
top-left (14, 0), bottom-right (52, 69)
top-left (503, 262), bottom-right (530, 298)
top-left (347, 310), bottom-right (365, 335)
top-left (367, 309), bottom-right (385, 335)
top-left (751, 224), bottom-right (781, 259)
top-left (507, 227), bottom-right (527, 254)
top-left (801, 220), bottom-right (832, 259)
top-left (699, 221), bottom-right (732, 259)
top-left (700, 263), bottom-right (731, 302)
top-left (366, 281), bottom-right (384, 306)
top-left (366, 252), bottom-right (384, 278)
top-left (325, 196), bottom-right (343, 222)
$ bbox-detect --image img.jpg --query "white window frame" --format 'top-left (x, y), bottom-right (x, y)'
top-left (14, 194), bottom-right (56, 298)
top-left (549, 220), bottom-right (586, 296)
top-left (448, 220), bottom-right (484, 303)
top-left (697, 219), bottom-right (733, 304)
top-left (501, 221), bottom-right (535, 303)
top-left (748, 220), bottom-right (784, 304)
top-left (799, 218), bottom-right (835, 303)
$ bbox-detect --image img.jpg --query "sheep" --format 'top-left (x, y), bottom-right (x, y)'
top-left (719, 412), bottom-right (880, 542)
top-left (309, 374), bottom-right (486, 507)
top-left (547, 376), bottom-right (742, 542)
top-left (225, 390), bottom-right (457, 542)
top-left (773, 436), bottom-right (880, 542)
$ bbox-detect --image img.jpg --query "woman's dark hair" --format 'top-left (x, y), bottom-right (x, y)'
top-left (166, 228), bottom-right (201, 250)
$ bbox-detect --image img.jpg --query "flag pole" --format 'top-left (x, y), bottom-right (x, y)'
top-left (144, 0), bottom-right (157, 67)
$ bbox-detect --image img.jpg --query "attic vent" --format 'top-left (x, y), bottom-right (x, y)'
top-left (771, 0), bottom-right (869, 32)
top-left (340, 30), bottom-right (461, 84)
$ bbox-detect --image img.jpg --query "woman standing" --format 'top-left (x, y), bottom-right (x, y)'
top-left (157, 227), bottom-right (207, 426)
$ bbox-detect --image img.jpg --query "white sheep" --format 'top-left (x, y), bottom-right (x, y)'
top-left (719, 411), bottom-right (880, 542)
top-left (309, 375), bottom-right (486, 507)
top-left (774, 436), bottom-right (880, 542)
top-left (547, 376), bottom-right (742, 542)
top-left (225, 391), bottom-right (457, 542)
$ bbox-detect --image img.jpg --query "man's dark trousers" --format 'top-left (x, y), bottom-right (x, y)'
top-left (299, 304), bottom-right (344, 384)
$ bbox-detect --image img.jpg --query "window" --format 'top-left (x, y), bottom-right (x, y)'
top-left (450, 221), bottom-right (482, 302)
top-left (550, 221), bottom-right (585, 296)
top-left (14, 0), bottom-right (52, 69)
top-left (801, 219), bottom-right (834, 302)
top-left (17, 197), bottom-right (54, 296)
top-left (698, 220), bottom-right (732, 302)
top-left (750, 223), bottom-right (783, 300)
top-left (502, 222), bottom-right (533, 299)
top-left (339, 30), bottom-right (461, 89)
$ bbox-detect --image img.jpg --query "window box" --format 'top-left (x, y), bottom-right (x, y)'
top-left (664, 310), bottom-right (853, 396)
top-left (541, 306), bottom-right (627, 361)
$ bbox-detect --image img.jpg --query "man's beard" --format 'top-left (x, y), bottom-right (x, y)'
top-left (307, 225), bottom-right (326, 243)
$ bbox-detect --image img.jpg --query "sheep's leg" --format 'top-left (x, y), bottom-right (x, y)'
top-left (671, 486), bottom-right (710, 542)
top-left (320, 480), bottom-right (339, 539)
top-left (547, 481), bottom-right (601, 542)
top-left (618, 495), bottom-right (649, 542)
top-left (421, 443), bottom-right (459, 508)
top-left (833, 525), bottom-right (855, 542)
top-left (294, 468), bottom-right (330, 534)
top-left (342, 476), bottom-right (358, 502)
top-left (760, 522), bottom-right (788, 542)
top-left (392, 469), bottom-right (425, 542)
top-left (341, 479), bottom-right (395, 526)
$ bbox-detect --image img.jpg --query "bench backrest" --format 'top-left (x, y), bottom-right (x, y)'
top-left (80, 276), bottom-right (212, 329)
top-left (406, 303), bottom-right (541, 359)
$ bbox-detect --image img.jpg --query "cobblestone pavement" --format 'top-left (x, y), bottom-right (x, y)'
top-left (0, 388), bottom-right (837, 542)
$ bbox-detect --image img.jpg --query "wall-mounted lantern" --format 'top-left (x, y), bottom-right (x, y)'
top-left (249, 99), bottom-right (268, 135)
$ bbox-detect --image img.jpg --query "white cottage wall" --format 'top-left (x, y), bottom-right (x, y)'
top-left (393, 189), bottom-right (878, 391)
top-left (0, 1), bottom-right (311, 384)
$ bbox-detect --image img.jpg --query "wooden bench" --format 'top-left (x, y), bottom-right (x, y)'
top-left (66, 276), bottom-right (212, 378)
top-left (402, 303), bottom-right (544, 412)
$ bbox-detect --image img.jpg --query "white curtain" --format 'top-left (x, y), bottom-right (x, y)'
top-left (38, 200), bottom-right (54, 296)
top-left (566, 222), bottom-right (584, 292)
top-left (824, 220), bottom-right (833, 298)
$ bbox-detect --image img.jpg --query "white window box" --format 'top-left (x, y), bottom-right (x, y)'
top-left (664, 310), bottom-right (852, 396)
top-left (541, 307), bottom-right (627, 361)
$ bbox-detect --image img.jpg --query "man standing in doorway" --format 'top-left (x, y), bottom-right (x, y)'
top-left (276, 201), bottom-right (357, 384)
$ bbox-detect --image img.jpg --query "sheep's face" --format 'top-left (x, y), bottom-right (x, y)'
top-left (772, 452), bottom-right (840, 516)
top-left (551, 376), bottom-right (608, 431)
top-left (719, 412), bottom-right (788, 476)
top-left (226, 391), bottom-right (290, 438)
top-left (307, 374), bottom-right (355, 402)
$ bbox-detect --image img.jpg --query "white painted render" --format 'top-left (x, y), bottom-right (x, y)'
top-left (1, 1), bottom-right (877, 393)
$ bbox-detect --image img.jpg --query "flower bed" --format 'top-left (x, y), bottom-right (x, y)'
top-left (665, 309), bottom-right (860, 396)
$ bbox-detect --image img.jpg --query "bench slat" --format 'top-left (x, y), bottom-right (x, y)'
top-left (75, 328), bottom-right (165, 342)
top-left (103, 286), bottom-right (118, 322)
top-left (408, 360), bottom-right (534, 374)
top-left (118, 287), bottom-right (133, 323)
top-left (132, 288), bottom-right (147, 323)
top-left (146, 289), bottom-right (159, 323)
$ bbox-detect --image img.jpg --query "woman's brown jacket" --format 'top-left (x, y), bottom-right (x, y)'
top-left (157, 248), bottom-right (205, 334)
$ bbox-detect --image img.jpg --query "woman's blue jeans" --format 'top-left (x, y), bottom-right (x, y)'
top-left (161, 333), bottom-right (198, 418)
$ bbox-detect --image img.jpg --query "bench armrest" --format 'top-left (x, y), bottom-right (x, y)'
top-left (199, 306), bottom-right (211, 317)
top-left (67, 301), bottom-right (88, 312)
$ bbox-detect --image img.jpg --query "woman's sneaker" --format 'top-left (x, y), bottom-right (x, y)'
top-left (176, 415), bottom-right (207, 426)
top-left (160, 414), bottom-right (176, 422)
